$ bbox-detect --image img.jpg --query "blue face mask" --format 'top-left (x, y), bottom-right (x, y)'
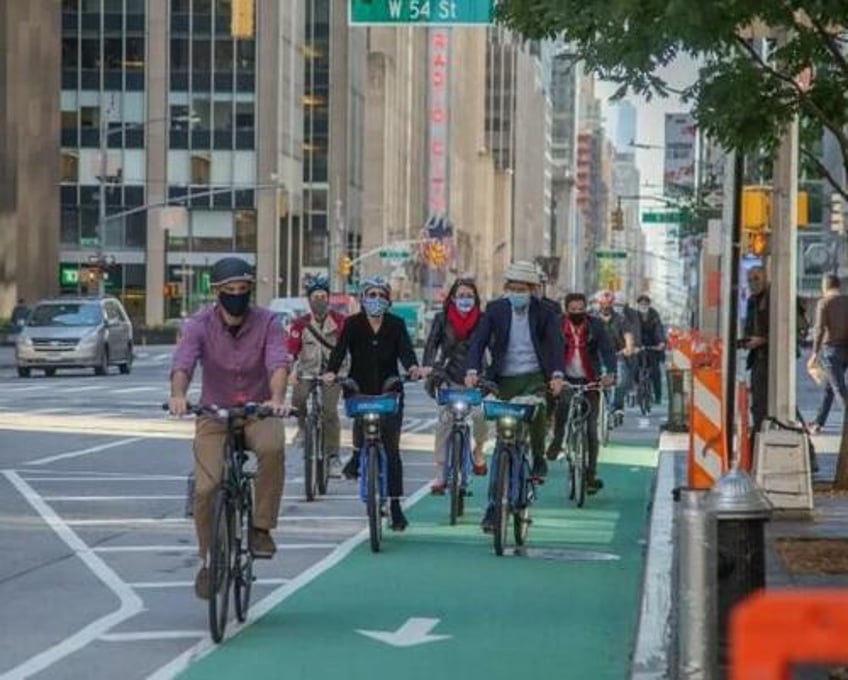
top-left (363, 296), bottom-right (390, 317)
top-left (454, 297), bottom-right (475, 314)
top-left (507, 293), bottom-right (531, 311)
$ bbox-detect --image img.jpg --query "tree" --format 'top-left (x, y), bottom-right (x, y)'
top-left (497, 0), bottom-right (848, 200)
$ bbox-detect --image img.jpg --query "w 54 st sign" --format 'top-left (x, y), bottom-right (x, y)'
top-left (349, 0), bottom-right (495, 25)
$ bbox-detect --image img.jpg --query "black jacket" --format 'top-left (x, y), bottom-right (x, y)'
top-left (422, 310), bottom-right (483, 386)
top-left (465, 297), bottom-right (565, 380)
top-left (326, 312), bottom-right (418, 395)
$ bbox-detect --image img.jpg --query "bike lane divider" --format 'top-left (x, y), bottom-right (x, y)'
top-left (177, 444), bottom-right (658, 680)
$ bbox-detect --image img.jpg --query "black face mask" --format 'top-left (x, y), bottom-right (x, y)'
top-left (219, 291), bottom-right (250, 317)
top-left (569, 312), bottom-right (587, 324)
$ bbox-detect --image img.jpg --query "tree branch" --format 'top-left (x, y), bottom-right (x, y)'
top-left (800, 146), bottom-right (848, 201)
top-left (734, 35), bottom-right (848, 166)
top-left (792, 11), bottom-right (848, 81)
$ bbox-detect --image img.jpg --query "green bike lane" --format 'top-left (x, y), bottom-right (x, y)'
top-left (179, 442), bottom-right (658, 680)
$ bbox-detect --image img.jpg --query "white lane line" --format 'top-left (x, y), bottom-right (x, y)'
top-left (19, 475), bottom-right (185, 482)
top-left (108, 386), bottom-right (161, 395)
top-left (638, 418), bottom-right (651, 430)
top-left (57, 385), bottom-right (104, 394)
top-left (145, 481), bottom-right (433, 680)
top-left (1, 471), bottom-right (143, 680)
top-left (3, 385), bottom-right (51, 393)
top-left (26, 438), bottom-right (143, 466)
top-left (100, 631), bottom-right (205, 642)
top-left (42, 495), bottom-right (185, 502)
top-left (94, 543), bottom-right (338, 553)
top-left (128, 578), bottom-right (289, 589)
top-left (66, 515), bottom-right (364, 526)
top-left (405, 418), bottom-right (438, 434)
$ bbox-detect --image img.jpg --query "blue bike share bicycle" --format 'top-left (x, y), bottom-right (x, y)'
top-left (344, 376), bottom-right (409, 552)
top-left (483, 393), bottom-right (543, 556)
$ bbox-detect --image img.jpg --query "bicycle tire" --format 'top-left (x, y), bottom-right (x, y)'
top-left (233, 480), bottom-right (254, 623)
top-left (575, 429), bottom-right (587, 508)
top-left (599, 392), bottom-right (611, 446)
top-left (449, 429), bottom-right (464, 526)
top-left (367, 444), bottom-right (382, 553)
top-left (514, 460), bottom-right (530, 546)
top-left (493, 447), bottom-right (510, 556)
top-left (316, 419), bottom-right (329, 495)
top-left (304, 418), bottom-right (318, 502)
top-left (639, 382), bottom-right (652, 416)
top-left (208, 489), bottom-right (232, 643)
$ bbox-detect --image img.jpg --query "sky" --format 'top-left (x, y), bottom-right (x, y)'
top-left (596, 55), bottom-right (701, 189)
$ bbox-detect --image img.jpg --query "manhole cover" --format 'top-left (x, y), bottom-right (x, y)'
top-left (522, 548), bottom-right (621, 562)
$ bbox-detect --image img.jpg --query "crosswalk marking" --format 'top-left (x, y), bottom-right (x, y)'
top-left (109, 386), bottom-right (161, 395)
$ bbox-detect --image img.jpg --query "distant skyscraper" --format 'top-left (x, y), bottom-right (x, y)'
top-left (615, 101), bottom-right (637, 152)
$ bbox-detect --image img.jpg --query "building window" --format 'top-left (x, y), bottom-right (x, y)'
top-left (61, 153), bottom-right (79, 183)
top-left (234, 210), bottom-right (256, 251)
top-left (191, 154), bottom-right (211, 184)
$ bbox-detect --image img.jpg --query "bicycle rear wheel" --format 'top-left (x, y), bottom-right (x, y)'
top-left (304, 419), bottom-right (318, 502)
top-left (492, 447), bottom-right (510, 556)
top-left (233, 480), bottom-right (254, 623)
top-left (639, 380), bottom-right (652, 416)
top-left (208, 489), bottom-right (233, 643)
top-left (448, 430), bottom-right (464, 526)
top-left (366, 445), bottom-right (382, 553)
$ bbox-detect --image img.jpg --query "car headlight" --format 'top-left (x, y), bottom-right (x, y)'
top-left (17, 336), bottom-right (32, 348)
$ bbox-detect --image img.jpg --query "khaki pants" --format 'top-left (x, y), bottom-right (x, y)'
top-left (291, 381), bottom-right (341, 456)
top-left (434, 405), bottom-right (487, 482)
top-left (193, 416), bottom-right (286, 557)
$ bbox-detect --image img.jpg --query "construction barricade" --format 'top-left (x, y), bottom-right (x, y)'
top-left (688, 335), bottom-right (728, 489)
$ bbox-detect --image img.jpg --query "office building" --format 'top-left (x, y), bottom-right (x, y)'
top-left (59, 0), bottom-right (304, 325)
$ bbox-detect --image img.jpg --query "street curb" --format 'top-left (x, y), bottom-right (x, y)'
top-left (630, 449), bottom-right (676, 680)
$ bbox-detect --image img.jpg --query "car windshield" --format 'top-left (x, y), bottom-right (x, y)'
top-left (28, 303), bottom-right (103, 327)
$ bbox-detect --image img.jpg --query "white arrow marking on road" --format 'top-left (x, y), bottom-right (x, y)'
top-left (357, 618), bottom-right (451, 648)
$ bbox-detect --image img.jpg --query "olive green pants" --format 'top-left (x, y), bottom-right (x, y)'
top-left (496, 372), bottom-right (547, 461)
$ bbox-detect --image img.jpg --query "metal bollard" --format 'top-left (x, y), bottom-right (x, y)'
top-left (705, 467), bottom-right (772, 679)
top-left (676, 488), bottom-right (718, 679)
top-left (664, 368), bottom-right (689, 432)
top-left (184, 470), bottom-right (195, 518)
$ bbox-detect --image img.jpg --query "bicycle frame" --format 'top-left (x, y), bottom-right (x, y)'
top-left (437, 387), bottom-right (483, 490)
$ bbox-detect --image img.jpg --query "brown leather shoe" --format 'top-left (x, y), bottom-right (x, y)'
top-left (250, 528), bottom-right (276, 559)
top-left (194, 566), bottom-right (210, 600)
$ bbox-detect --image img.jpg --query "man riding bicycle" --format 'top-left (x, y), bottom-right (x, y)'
top-left (595, 290), bottom-right (636, 422)
top-left (464, 261), bottom-right (565, 531)
top-left (287, 274), bottom-right (346, 479)
top-left (169, 256), bottom-right (290, 600)
top-left (547, 292), bottom-right (617, 494)
top-left (636, 294), bottom-right (666, 404)
top-left (323, 277), bottom-right (424, 531)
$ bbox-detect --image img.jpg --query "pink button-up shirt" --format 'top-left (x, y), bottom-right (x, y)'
top-left (171, 305), bottom-right (291, 407)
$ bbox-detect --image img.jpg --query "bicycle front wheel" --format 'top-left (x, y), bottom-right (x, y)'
top-left (366, 445), bottom-right (382, 553)
top-left (233, 481), bottom-right (254, 623)
top-left (492, 447), bottom-right (510, 556)
top-left (304, 420), bottom-right (318, 502)
top-left (448, 429), bottom-right (464, 526)
top-left (574, 430), bottom-right (587, 508)
top-left (316, 421), bottom-right (329, 495)
top-left (599, 391), bottom-right (611, 446)
top-left (208, 489), bottom-right (233, 643)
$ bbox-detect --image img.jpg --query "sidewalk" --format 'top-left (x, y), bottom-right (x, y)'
top-left (633, 436), bottom-right (848, 679)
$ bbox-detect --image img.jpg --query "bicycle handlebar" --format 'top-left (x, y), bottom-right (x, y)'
top-left (161, 402), bottom-right (298, 419)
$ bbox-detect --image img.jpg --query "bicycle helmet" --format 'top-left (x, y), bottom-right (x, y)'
top-left (361, 276), bottom-right (391, 298)
top-left (210, 256), bottom-right (254, 285)
top-left (304, 273), bottom-right (330, 297)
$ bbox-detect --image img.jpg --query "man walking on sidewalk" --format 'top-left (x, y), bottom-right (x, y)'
top-left (809, 274), bottom-right (848, 410)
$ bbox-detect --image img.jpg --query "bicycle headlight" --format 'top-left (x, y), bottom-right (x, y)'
top-left (452, 400), bottom-right (469, 415)
top-left (498, 415), bottom-right (517, 438)
top-left (363, 413), bottom-right (380, 423)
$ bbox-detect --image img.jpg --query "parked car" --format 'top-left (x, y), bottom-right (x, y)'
top-left (15, 297), bottom-right (134, 378)
top-left (267, 297), bottom-right (309, 334)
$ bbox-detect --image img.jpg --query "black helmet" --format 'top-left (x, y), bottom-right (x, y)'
top-left (210, 256), bottom-right (254, 286)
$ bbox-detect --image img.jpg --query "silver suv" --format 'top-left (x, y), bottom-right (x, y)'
top-left (15, 297), bottom-right (134, 378)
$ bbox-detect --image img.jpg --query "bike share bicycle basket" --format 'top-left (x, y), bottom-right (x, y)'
top-left (437, 387), bottom-right (483, 407)
top-left (344, 393), bottom-right (400, 418)
top-left (483, 399), bottom-right (536, 423)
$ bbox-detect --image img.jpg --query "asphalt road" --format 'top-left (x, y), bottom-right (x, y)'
top-left (0, 345), bottom-right (834, 680)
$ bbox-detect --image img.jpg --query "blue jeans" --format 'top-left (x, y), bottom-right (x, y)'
top-left (814, 382), bottom-right (835, 427)
top-left (822, 345), bottom-right (848, 410)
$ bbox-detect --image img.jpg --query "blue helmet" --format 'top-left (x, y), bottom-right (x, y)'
top-left (304, 273), bottom-right (330, 297)
top-left (361, 276), bottom-right (391, 298)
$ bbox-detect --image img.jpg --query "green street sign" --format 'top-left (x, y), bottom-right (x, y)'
top-left (595, 249), bottom-right (628, 260)
top-left (80, 237), bottom-right (100, 247)
top-left (379, 248), bottom-right (411, 260)
top-left (349, 0), bottom-right (495, 25)
top-left (60, 266), bottom-right (79, 286)
top-left (641, 211), bottom-right (689, 224)
top-left (199, 271), bottom-right (211, 294)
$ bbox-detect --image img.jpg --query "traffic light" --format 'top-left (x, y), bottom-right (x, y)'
top-left (337, 255), bottom-right (353, 278)
top-left (426, 241), bottom-right (447, 267)
top-left (611, 207), bottom-right (624, 231)
top-left (742, 186), bottom-right (809, 230)
top-left (742, 230), bottom-right (770, 256)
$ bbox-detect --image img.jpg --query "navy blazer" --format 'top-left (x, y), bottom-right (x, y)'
top-left (563, 316), bottom-right (618, 379)
top-left (465, 297), bottom-right (565, 380)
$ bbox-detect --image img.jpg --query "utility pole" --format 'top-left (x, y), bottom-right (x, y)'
top-left (767, 30), bottom-right (799, 422)
top-left (97, 93), bottom-right (108, 297)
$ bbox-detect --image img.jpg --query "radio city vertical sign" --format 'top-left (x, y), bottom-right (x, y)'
top-left (428, 28), bottom-right (450, 219)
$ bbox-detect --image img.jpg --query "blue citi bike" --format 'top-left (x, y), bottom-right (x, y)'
top-left (344, 376), bottom-right (410, 553)
top-left (483, 392), bottom-right (544, 556)
top-left (431, 369), bottom-right (486, 525)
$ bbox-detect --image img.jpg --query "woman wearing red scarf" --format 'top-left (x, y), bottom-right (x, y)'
top-left (422, 276), bottom-right (488, 493)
